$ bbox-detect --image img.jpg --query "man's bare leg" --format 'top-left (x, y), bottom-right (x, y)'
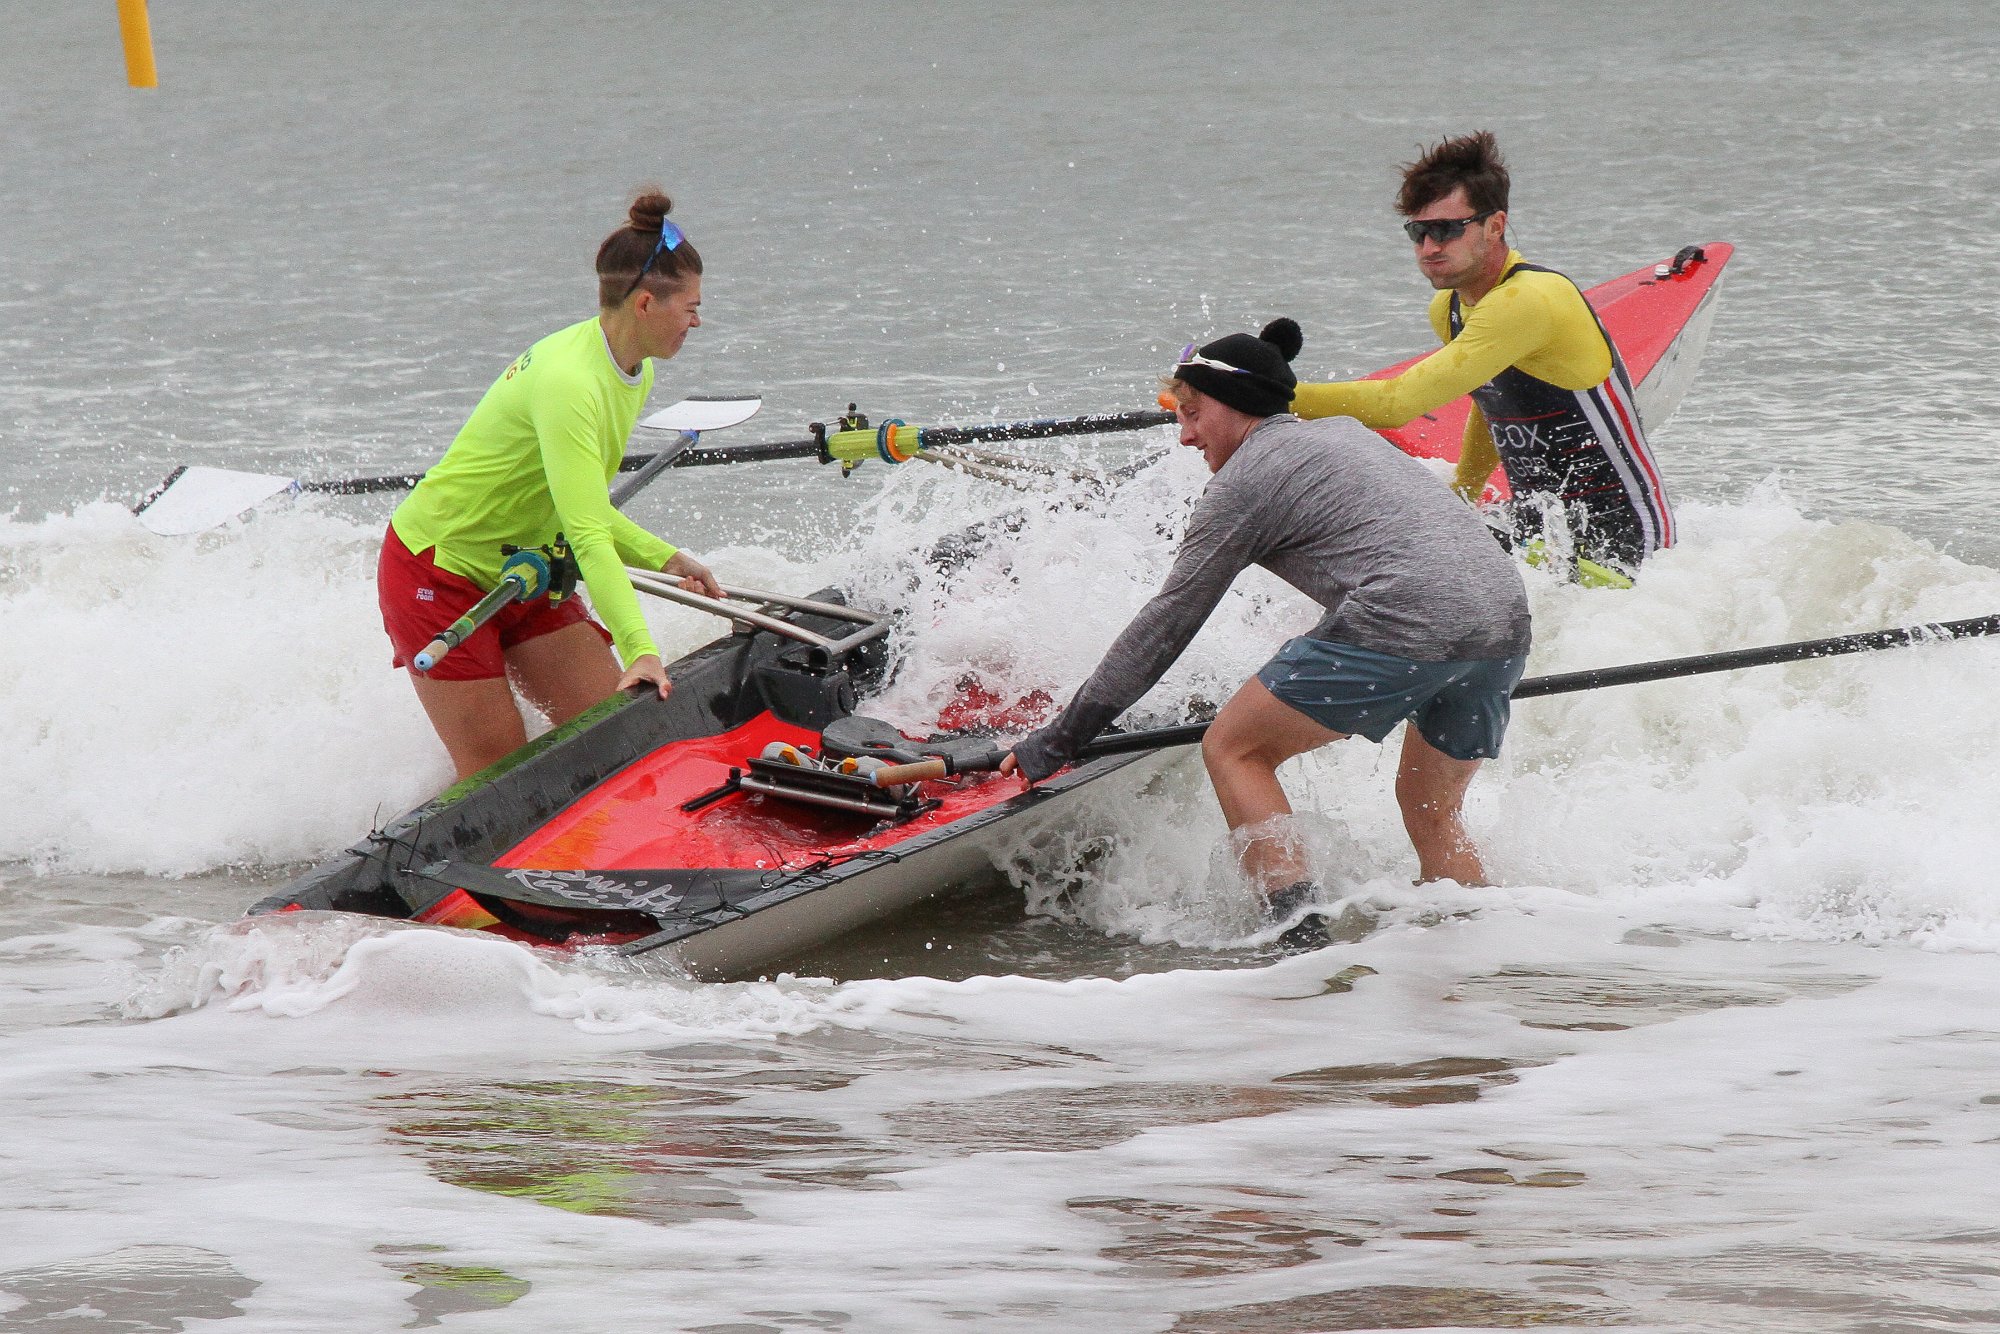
top-left (1393, 726), bottom-right (1487, 885)
top-left (1202, 677), bottom-right (1346, 897)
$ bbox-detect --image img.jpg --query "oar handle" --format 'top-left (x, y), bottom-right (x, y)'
top-left (869, 743), bottom-right (1008, 787)
top-left (412, 572), bottom-right (531, 672)
top-left (412, 636), bottom-right (455, 673)
top-left (871, 759), bottom-right (946, 786)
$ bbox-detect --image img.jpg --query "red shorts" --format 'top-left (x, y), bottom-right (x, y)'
top-left (378, 525), bottom-right (611, 681)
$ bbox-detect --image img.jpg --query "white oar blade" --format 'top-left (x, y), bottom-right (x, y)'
top-left (135, 466), bottom-right (301, 536)
top-left (640, 394), bottom-right (762, 434)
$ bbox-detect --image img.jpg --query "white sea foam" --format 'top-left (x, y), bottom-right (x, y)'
top-left (11, 5), bottom-right (2000, 1327)
top-left (10, 465), bottom-right (1988, 1330)
top-left (846, 464), bottom-right (2000, 956)
top-left (6, 463), bottom-right (1999, 958)
top-left (122, 907), bottom-right (887, 1050)
top-left (0, 502), bottom-right (814, 876)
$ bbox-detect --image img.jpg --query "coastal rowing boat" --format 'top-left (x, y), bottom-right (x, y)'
top-left (251, 243), bottom-right (1732, 978)
top-left (253, 587), bottom-right (1189, 979)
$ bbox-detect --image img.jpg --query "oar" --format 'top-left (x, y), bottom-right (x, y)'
top-left (133, 403), bottom-right (1171, 534)
top-left (873, 611), bottom-right (2000, 777)
top-left (131, 395), bottom-right (763, 536)
top-left (611, 395), bottom-right (762, 506)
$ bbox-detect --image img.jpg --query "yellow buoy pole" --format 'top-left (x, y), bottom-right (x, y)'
top-left (117, 0), bottom-right (158, 88)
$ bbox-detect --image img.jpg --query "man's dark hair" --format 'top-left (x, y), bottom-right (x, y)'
top-left (1396, 131), bottom-right (1510, 217)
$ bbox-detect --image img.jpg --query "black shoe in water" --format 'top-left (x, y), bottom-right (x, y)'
top-left (1266, 880), bottom-right (1330, 953)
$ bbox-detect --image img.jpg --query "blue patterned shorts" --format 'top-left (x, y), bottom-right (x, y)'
top-left (1256, 637), bottom-right (1527, 761)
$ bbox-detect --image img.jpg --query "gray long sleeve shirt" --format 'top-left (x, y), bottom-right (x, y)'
top-left (1011, 414), bottom-right (1532, 781)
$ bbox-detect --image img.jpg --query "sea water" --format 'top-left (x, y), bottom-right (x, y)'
top-left (4, 3), bottom-right (1999, 1330)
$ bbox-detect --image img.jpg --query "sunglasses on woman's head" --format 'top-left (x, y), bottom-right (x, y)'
top-left (622, 218), bottom-right (688, 300)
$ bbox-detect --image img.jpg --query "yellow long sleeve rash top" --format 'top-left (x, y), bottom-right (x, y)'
top-left (1292, 251), bottom-right (1613, 496)
top-left (390, 317), bottom-right (678, 667)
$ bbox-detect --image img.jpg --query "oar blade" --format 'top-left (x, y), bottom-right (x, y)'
top-left (134, 465), bottom-right (301, 536)
top-left (640, 394), bottom-right (763, 434)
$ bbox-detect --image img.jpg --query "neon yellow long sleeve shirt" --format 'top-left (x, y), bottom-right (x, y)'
top-left (1292, 252), bottom-right (1613, 497)
top-left (390, 317), bottom-right (678, 667)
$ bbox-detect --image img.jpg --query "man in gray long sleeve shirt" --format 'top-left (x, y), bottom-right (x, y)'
top-left (1003, 320), bottom-right (1531, 926)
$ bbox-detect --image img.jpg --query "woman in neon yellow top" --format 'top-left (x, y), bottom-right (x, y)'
top-left (379, 191), bottom-right (721, 781)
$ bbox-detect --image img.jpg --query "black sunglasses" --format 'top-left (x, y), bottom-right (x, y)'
top-left (1402, 210), bottom-right (1497, 245)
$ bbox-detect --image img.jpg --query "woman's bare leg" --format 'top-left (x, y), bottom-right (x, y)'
top-left (505, 622), bottom-right (625, 728)
top-left (407, 674), bottom-right (529, 782)
top-left (404, 624), bottom-right (621, 783)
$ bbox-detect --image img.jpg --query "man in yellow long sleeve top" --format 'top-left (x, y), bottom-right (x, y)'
top-left (1294, 132), bottom-right (1672, 573)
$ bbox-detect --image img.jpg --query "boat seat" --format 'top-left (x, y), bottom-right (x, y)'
top-left (819, 714), bottom-right (1009, 773)
top-left (818, 715), bottom-right (925, 765)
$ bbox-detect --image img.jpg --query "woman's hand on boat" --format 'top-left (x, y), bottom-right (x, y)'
top-left (617, 653), bottom-right (673, 699)
top-left (663, 551), bottom-right (724, 599)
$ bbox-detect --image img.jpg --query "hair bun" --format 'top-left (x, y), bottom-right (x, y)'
top-left (1258, 318), bottom-right (1303, 364)
top-left (628, 190), bottom-right (674, 233)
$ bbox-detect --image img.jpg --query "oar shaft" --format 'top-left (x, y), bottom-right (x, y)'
top-left (1070, 612), bottom-right (2000, 760)
top-left (301, 472), bottom-right (428, 496)
top-left (667, 439), bottom-right (823, 467)
top-left (302, 442), bottom-right (727, 496)
top-left (645, 415), bottom-right (1175, 472)
top-left (1510, 613), bottom-right (2000, 699)
top-left (610, 431), bottom-right (703, 507)
top-left (920, 410), bottom-right (1173, 447)
top-left (286, 444), bottom-right (771, 498)
top-left (1078, 724), bottom-right (1208, 760)
top-left (823, 410), bottom-right (1175, 467)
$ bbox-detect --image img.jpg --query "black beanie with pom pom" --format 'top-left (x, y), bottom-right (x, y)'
top-left (1174, 318), bottom-right (1302, 419)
